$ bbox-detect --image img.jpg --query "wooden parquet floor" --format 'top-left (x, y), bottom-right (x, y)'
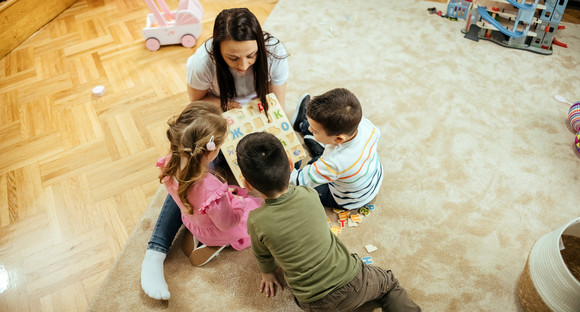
top-left (0, 0), bottom-right (578, 311)
top-left (0, 0), bottom-right (276, 310)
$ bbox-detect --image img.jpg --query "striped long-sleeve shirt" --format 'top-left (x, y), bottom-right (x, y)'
top-left (290, 117), bottom-right (384, 209)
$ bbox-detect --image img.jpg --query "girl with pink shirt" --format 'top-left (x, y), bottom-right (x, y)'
top-left (151, 101), bottom-right (261, 275)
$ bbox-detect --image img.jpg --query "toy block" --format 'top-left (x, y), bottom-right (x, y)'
top-left (361, 256), bottom-right (373, 264)
top-left (331, 226), bottom-right (342, 236)
top-left (350, 214), bottom-right (362, 223)
top-left (364, 204), bottom-right (375, 211)
top-left (347, 219), bottom-right (358, 227)
top-left (338, 219), bottom-right (346, 228)
top-left (359, 207), bottom-right (370, 216)
top-left (333, 208), bottom-right (345, 213)
top-left (364, 244), bottom-right (377, 253)
top-left (338, 211), bottom-right (349, 220)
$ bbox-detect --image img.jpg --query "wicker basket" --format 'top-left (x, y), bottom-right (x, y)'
top-left (518, 218), bottom-right (580, 312)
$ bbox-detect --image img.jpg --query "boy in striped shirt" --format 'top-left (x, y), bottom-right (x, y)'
top-left (290, 88), bottom-right (383, 210)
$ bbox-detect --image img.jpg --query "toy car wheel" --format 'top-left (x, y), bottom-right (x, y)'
top-left (181, 35), bottom-right (196, 48)
top-left (145, 38), bottom-right (161, 51)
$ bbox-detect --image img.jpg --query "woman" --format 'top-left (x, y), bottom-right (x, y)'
top-left (187, 8), bottom-right (288, 111)
top-left (141, 8), bottom-right (288, 300)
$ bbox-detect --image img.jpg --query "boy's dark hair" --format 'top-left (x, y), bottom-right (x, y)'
top-left (306, 88), bottom-right (362, 136)
top-left (236, 132), bottom-right (290, 197)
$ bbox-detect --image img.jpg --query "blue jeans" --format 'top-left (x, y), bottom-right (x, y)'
top-left (299, 118), bottom-right (312, 136)
top-left (314, 183), bottom-right (341, 209)
top-left (147, 194), bottom-right (182, 254)
top-left (147, 151), bottom-right (227, 254)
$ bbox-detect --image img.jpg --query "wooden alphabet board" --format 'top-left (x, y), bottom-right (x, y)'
top-left (221, 93), bottom-right (307, 185)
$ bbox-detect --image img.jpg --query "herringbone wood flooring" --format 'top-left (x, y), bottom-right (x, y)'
top-left (0, 0), bottom-right (578, 311)
top-left (0, 0), bottom-right (276, 311)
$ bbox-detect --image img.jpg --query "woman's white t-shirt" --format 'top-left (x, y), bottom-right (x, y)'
top-left (186, 37), bottom-right (288, 104)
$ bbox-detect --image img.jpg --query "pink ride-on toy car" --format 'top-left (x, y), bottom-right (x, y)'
top-left (142, 0), bottom-right (203, 51)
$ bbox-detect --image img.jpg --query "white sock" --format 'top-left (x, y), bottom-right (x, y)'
top-left (141, 250), bottom-right (170, 300)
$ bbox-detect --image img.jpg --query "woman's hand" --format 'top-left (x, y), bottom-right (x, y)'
top-left (259, 272), bottom-right (283, 298)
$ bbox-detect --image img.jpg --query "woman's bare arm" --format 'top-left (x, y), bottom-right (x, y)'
top-left (269, 83), bottom-right (287, 111)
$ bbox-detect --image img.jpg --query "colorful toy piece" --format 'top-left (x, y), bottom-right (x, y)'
top-left (331, 226), bottom-right (342, 236)
top-left (142, 0), bottom-right (203, 51)
top-left (568, 101), bottom-right (580, 133)
top-left (361, 256), bottom-right (373, 264)
top-left (338, 211), bottom-right (349, 220)
top-left (359, 207), bottom-right (370, 216)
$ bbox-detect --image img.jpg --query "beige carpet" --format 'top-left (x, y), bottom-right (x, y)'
top-left (88, 0), bottom-right (580, 311)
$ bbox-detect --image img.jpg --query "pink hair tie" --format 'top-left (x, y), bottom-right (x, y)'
top-left (206, 136), bottom-right (216, 151)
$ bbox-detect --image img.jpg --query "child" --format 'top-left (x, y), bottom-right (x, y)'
top-left (141, 101), bottom-right (262, 300)
top-left (236, 132), bottom-right (421, 311)
top-left (290, 88), bottom-right (383, 210)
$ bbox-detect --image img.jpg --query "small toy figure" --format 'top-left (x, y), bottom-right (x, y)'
top-left (142, 0), bottom-right (203, 51)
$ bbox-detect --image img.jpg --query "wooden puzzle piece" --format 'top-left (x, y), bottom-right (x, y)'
top-left (291, 144), bottom-right (305, 158)
top-left (267, 126), bottom-right (281, 136)
top-left (243, 122), bottom-right (253, 133)
top-left (331, 226), bottom-right (342, 235)
top-left (365, 244), bottom-right (377, 253)
top-left (253, 118), bottom-right (264, 128)
top-left (364, 204), bottom-right (375, 211)
top-left (347, 218), bottom-right (358, 227)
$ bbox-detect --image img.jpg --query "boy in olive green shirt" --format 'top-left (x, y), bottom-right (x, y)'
top-left (236, 132), bottom-right (421, 311)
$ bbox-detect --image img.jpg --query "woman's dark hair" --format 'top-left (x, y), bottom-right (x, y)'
top-left (208, 8), bottom-right (282, 116)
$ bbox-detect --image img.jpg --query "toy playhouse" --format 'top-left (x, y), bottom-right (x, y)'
top-left (448, 0), bottom-right (570, 54)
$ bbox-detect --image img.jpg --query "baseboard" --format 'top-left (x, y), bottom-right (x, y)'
top-left (0, 0), bottom-right (77, 60)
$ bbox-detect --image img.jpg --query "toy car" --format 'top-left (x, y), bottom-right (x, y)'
top-left (142, 0), bottom-right (203, 51)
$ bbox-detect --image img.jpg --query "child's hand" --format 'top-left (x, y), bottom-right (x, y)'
top-left (227, 101), bottom-right (242, 110)
top-left (229, 187), bottom-right (242, 199)
top-left (259, 272), bottom-right (283, 298)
